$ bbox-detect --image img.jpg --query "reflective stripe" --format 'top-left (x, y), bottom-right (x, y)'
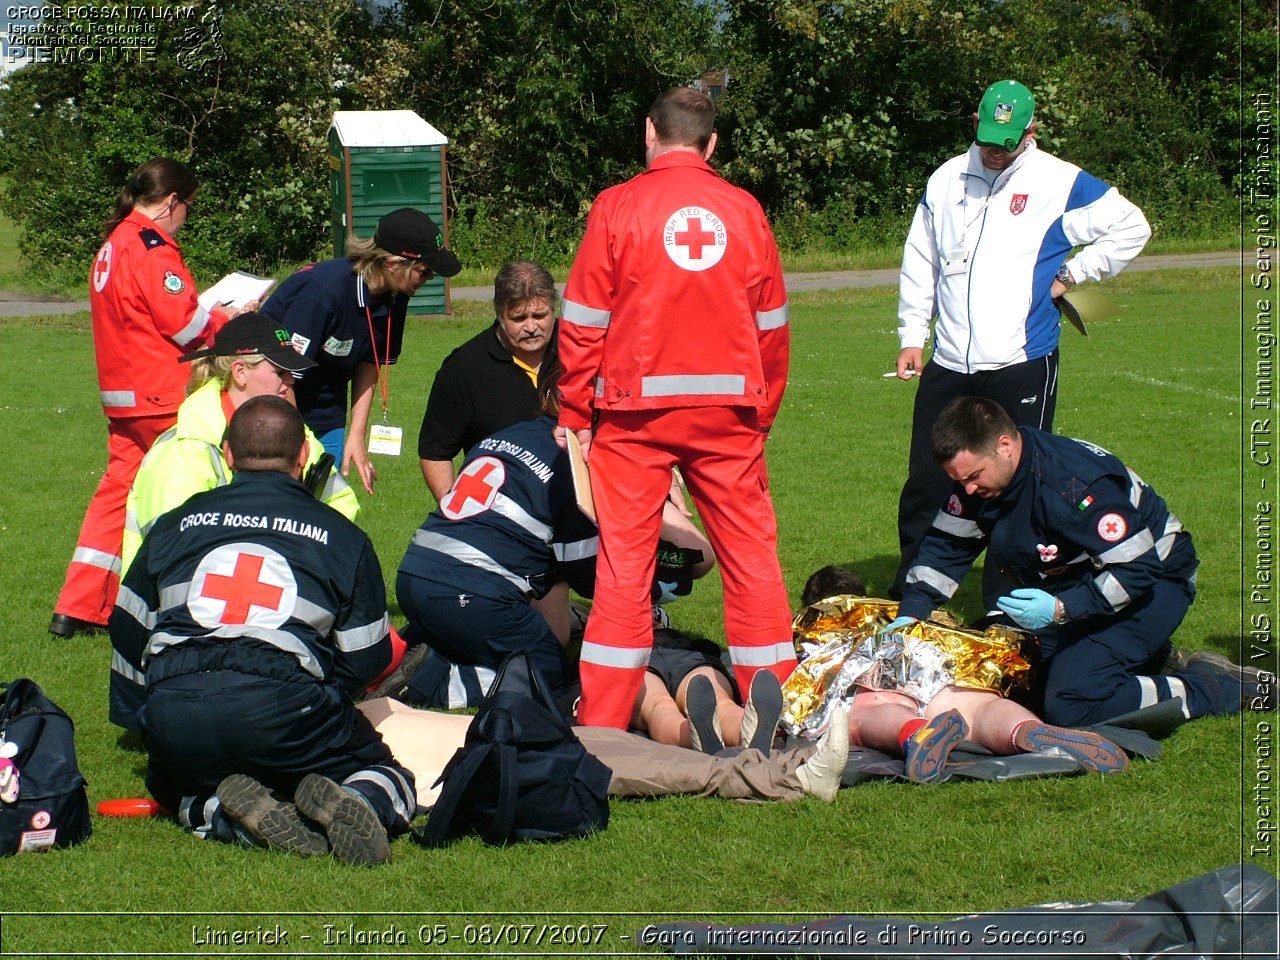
top-left (173, 305), bottom-right (212, 347)
top-left (321, 471), bottom-right (352, 504)
top-left (207, 442), bottom-right (229, 486)
top-left (124, 508), bottom-right (142, 538)
top-left (1165, 676), bottom-right (1191, 718)
top-left (110, 649), bottom-right (146, 685)
top-left (449, 663), bottom-right (495, 709)
top-left (491, 493), bottom-right (553, 543)
top-left (727, 641), bottom-right (796, 668)
top-left (72, 545), bottom-right (122, 576)
top-left (555, 535), bottom-right (599, 563)
top-left (756, 304), bottom-right (789, 330)
top-left (1136, 675), bottom-right (1158, 709)
top-left (343, 767), bottom-right (416, 822)
top-left (411, 530), bottom-right (534, 594)
top-left (1126, 468), bottom-right (1145, 507)
top-left (932, 510), bottom-right (982, 539)
top-left (159, 581), bottom-right (193, 611)
top-left (593, 376), bottom-right (605, 398)
top-left (562, 298), bottom-right (611, 329)
top-left (641, 374), bottom-right (745, 397)
top-left (1096, 529), bottom-right (1154, 565)
top-left (334, 613), bottom-right (390, 654)
top-left (146, 627), bottom-right (325, 679)
top-left (115, 584), bottom-right (156, 630)
top-left (100, 390), bottom-right (137, 408)
top-left (292, 596), bottom-right (337, 637)
top-left (580, 641), bottom-right (651, 670)
top-left (1156, 514), bottom-right (1186, 560)
top-left (905, 565), bottom-right (960, 599)
top-left (1094, 571), bottom-right (1131, 610)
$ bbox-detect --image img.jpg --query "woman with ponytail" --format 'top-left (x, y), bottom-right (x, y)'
top-left (51, 157), bottom-right (247, 637)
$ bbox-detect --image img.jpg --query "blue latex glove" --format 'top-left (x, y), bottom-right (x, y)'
top-left (878, 616), bottom-right (918, 635)
top-left (996, 588), bottom-right (1058, 630)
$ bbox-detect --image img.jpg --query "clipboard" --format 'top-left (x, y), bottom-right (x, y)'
top-left (566, 430), bottom-right (595, 522)
top-left (1059, 287), bottom-right (1119, 337)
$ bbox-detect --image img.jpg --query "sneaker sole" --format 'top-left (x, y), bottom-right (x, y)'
top-left (294, 774), bottom-right (391, 866)
top-left (216, 774), bottom-right (329, 856)
top-left (743, 671), bottom-right (784, 754)
top-left (1016, 724), bottom-right (1130, 775)
top-left (904, 711), bottom-right (967, 784)
top-left (684, 676), bottom-right (724, 754)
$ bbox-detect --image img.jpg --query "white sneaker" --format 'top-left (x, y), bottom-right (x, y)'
top-left (796, 703), bottom-right (849, 802)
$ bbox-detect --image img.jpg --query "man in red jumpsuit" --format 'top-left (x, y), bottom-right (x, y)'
top-left (556, 87), bottom-right (795, 729)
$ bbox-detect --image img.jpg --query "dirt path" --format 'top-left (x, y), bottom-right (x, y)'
top-left (0, 250), bottom-right (1241, 318)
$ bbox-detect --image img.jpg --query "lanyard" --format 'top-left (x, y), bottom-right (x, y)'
top-left (364, 303), bottom-right (393, 423)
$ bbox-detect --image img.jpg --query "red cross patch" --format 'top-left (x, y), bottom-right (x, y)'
top-left (92, 242), bottom-right (113, 292)
top-left (946, 494), bottom-right (963, 516)
top-left (663, 206), bottom-right (727, 271)
top-left (189, 544), bottom-right (297, 630)
top-left (442, 457), bottom-right (506, 520)
top-left (1010, 194), bottom-right (1028, 215)
top-left (1096, 513), bottom-right (1127, 543)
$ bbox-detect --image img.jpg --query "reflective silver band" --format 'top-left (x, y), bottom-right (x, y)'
top-left (1095, 571), bottom-right (1132, 610)
top-left (110, 649), bottom-right (146, 685)
top-left (579, 641), bottom-right (651, 670)
top-left (555, 535), bottom-right (600, 563)
top-left (334, 613), bottom-right (390, 653)
top-left (491, 493), bottom-right (553, 543)
top-left (905, 565), bottom-right (960, 599)
top-left (756, 304), bottom-right (789, 330)
top-left (173, 305), bottom-right (212, 347)
top-left (641, 374), bottom-right (745, 397)
top-left (72, 545), bottom-right (122, 576)
top-left (562, 298), bottom-right (611, 329)
top-left (100, 390), bottom-right (137, 408)
top-left (727, 642), bottom-right (795, 668)
top-left (147, 626), bottom-right (324, 679)
top-left (411, 530), bottom-right (534, 594)
top-left (932, 510), bottom-right (983, 539)
top-left (1096, 528), bottom-right (1155, 565)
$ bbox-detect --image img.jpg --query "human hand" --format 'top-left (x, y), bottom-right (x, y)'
top-left (878, 616), bottom-right (918, 635)
top-left (896, 348), bottom-right (923, 380)
top-left (555, 426), bottom-right (592, 463)
top-left (342, 435), bottom-right (377, 495)
top-left (1049, 279), bottom-right (1069, 301)
top-left (996, 588), bottom-right (1058, 630)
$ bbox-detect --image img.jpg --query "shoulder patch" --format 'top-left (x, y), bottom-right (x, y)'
top-left (138, 228), bottom-right (168, 250)
top-left (162, 271), bottom-right (185, 295)
top-left (1096, 512), bottom-right (1127, 543)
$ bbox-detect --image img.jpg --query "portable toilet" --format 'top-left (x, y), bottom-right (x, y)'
top-left (329, 110), bottom-right (451, 316)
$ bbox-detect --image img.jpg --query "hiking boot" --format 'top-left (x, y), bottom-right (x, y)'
top-left (684, 675), bottom-right (724, 754)
top-left (294, 774), bottom-right (391, 866)
top-left (1185, 650), bottom-right (1266, 685)
top-left (216, 774), bottom-right (329, 856)
top-left (903, 709), bottom-right (967, 784)
top-left (1184, 653), bottom-right (1274, 711)
top-left (1013, 722), bottom-right (1130, 775)
top-left (740, 670), bottom-right (784, 754)
top-left (367, 643), bottom-right (430, 701)
top-left (796, 703), bottom-right (849, 802)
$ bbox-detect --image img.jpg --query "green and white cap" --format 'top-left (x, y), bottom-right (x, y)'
top-left (975, 80), bottom-right (1035, 151)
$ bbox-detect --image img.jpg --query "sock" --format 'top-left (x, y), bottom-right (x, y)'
top-left (897, 717), bottom-right (927, 752)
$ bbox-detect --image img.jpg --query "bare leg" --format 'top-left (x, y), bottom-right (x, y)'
top-left (844, 689), bottom-right (920, 753)
top-left (925, 687), bottom-right (1031, 754)
top-left (632, 672), bottom-right (690, 747)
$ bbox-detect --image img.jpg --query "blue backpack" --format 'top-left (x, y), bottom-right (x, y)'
top-left (415, 653), bottom-right (610, 846)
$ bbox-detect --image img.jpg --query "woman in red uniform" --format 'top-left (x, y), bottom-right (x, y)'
top-left (50, 157), bottom-right (238, 636)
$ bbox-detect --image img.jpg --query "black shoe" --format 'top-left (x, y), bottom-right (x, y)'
top-left (294, 774), bottom-right (391, 866)
top-left (367, 643), bottom-right (430, 701)
top-left (740, 670), bottom-right (784, 754)
top-left (49, 614), bottom-right (106, 637)
top-left (684, 675), bottom-right (724, 755)
top-left (216, 774), bottom-right (329, 856)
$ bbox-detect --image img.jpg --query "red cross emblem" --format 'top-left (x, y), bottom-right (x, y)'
top-left (1096, 512), bottom-right (1127, 543)
top-left (674, 217), bottom-right (716, 259)
top-left (1010, 194), bottom-right (1028, 215)
top-left (92, 242), bottom-right (113, 292)
top-left (189, 545), bottom-right (297, 630)
top-left (442, 457), bottom-right (506, 520)
top-left (663, 206), bottom-right (726, 271)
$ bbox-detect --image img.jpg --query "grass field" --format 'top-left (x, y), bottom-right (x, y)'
top-left (0, 265), bottom-right (1274, 957)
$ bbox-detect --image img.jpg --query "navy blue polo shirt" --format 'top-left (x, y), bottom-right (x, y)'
top-left (261, 257), bottom-right (408, 435)
top-left (417, 323), bottom-right (542, 461)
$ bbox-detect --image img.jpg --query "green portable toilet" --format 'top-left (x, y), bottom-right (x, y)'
top-left (329, 110), bottom-right (451, 316)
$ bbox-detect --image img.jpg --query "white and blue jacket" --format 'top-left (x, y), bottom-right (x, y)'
top-left (898, 141), bottom-right (1151, 372)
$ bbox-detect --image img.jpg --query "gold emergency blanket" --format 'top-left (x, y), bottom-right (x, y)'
top-left (781, 596), bottom-right (1034, 737)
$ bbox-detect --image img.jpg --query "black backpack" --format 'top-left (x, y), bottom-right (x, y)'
top-left (0, 679), bottom-right (92, 855)
top-left (415, 653), bottom-right (610, 846)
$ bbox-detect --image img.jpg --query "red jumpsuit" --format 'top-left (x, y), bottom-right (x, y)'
top-left (53, 210), bottom-right (224, 627)
top-left (559, 150), bottom-right (796, 729)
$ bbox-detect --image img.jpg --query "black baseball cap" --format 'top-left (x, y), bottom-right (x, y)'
top-left (180, 312), bottom-right (316, 373)
top-left (373, 207), bottom-right (462, 278)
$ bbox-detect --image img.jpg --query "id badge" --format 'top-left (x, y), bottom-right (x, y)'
top-left (941, 245), bottom-right (969, 277)
top-left (368, 423), bottom-right (403, 456)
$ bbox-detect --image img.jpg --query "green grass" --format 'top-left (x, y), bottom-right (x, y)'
top-left (0, 267), bottom-right (1273, 956)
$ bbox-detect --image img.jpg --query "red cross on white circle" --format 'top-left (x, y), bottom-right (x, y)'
top-left (442, 457), bottom-right (506, 520)
top-left (93, 242), bottom-right (113, 293)
top-left (1096, 512), bottom-right (1127, 543)
top-left (189, 544), bottom-right (297, 630)
top-left (663, 206), bottom-right (726, 271)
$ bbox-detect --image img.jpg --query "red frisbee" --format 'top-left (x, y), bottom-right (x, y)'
top-left (97, 797), bottom-right (164, 818)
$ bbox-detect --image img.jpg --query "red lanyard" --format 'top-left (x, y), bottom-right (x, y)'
top-left (365, 303), bottom-right (392, 422)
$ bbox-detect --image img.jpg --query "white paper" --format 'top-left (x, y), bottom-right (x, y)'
top-left (198, 271), bottom-right (275, 312)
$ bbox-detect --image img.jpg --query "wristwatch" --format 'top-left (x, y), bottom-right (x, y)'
top-left (1053, 598), bottom-right (1068, 624)
top-left (1055, 264), bottom-right (1077, 288)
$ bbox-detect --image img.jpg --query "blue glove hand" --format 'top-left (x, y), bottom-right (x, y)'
top-left (996, 588), bottom-right (1058, 630)
top-left (878, 616), bottom-right (918, 635)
